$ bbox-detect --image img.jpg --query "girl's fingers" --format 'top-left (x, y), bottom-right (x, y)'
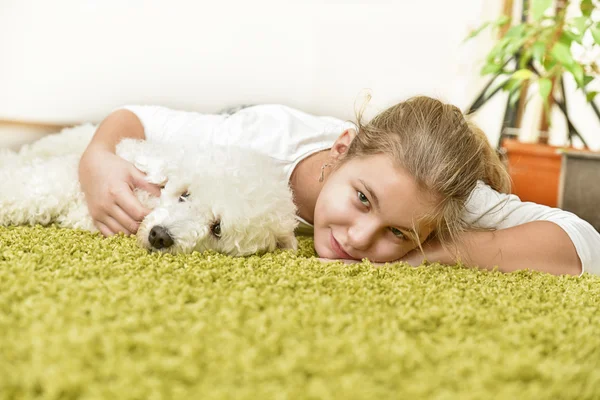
top-left (116, 194), bottom-right (150, 224)
top-left (101, 215), bottom-right (132, 236)
top-left (110, 204), bottom-right (142, 234)
top-left (96, 221), bottom-right (114, 237)
top-left (113, 180), bottom-right (152, 223)
top-left (131, 169), bottom-right (162, 198)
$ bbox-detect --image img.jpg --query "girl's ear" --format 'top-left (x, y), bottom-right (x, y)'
top-left (329, 129), bottom-right (357, 160)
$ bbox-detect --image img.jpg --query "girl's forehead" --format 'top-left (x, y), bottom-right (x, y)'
top-left (344, 154), bottom-right (407, 183)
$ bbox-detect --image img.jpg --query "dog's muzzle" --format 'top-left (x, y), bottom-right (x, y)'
top-left (148, 225), bottom-right (174, 249)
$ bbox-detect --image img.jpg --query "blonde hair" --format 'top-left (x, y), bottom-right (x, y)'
top-left (343, 95), bottom-right (511, 249)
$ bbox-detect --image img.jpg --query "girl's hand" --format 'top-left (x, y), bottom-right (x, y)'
top-left (398, 249), bottom-right (426, 267)
top-left (317, 257), bottom-right (390, 266)
top-left (400, 239), bottom-right (451, 266)
top-left (317, 251), bottom-right (432, 267)
top-left (317, 257), bottom-right (362, 264)
top-left (78, 147), bottom-right (162, 237)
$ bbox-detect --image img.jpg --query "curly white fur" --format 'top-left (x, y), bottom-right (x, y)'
top-left (0, 124), bottom-right (298, 256)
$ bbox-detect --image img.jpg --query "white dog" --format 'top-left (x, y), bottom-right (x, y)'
top-left (0, 124), bottom-right (298, 256)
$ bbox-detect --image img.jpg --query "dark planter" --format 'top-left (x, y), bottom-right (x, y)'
top-left (558, 151), bottom-right (600, 232)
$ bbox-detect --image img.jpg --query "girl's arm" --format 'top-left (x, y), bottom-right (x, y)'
top-left (79, 109), bottom-right (161, 236)
top-left (87, 109), bottom-right (145, 152)
top-left (80, 105), bottom-right (231, 236)
top-left (401, 221), bottom-right (582, 276)
top-left (402, 182), bottom-right (600, 276)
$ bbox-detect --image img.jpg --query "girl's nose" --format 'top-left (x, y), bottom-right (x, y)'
top-left (347, 220), bottom-right (378, 251)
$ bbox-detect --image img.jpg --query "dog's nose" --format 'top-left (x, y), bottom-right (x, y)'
top-left (148, 226), bottom-right (174, 249)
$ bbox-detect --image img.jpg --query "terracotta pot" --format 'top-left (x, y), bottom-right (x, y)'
top-left (501, 139), bottom-right (563, 207)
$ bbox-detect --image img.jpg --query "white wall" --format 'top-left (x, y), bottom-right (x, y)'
top-left (0, 0), bottom-right (598, 149)
top-left (0, 0), bottom-right (497, 121)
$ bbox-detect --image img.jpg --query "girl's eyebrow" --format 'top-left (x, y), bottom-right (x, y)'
top-left (359, 179), bottom-right (380, 211)
top-left (358, 179), bottom-right (411, 232)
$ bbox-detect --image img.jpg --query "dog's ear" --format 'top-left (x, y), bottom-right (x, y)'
top-left (276, 234), bottom-right (298, 251)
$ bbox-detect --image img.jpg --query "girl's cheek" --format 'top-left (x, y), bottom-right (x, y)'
top-left (337, 201), bottom-right (356, 221)
top-left (376, 241), bottom-right (414, 262)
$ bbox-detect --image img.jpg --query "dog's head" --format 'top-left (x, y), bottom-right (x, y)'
top-left (135, 149), bottom-right (298, 256)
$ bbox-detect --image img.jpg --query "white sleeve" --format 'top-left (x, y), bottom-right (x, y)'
top-left (118, 105), bottom-right (227, 143)
top-left (463, 181), bottom-right (600, 276)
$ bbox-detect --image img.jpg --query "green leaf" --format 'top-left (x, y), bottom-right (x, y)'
top-left (580, 0), bottom-right (593, 17)
top-left (572, 16), bottom-right (589, 35)
top-left (509, 85), bottom-right (523, 107)
top-left (505, 39), bottom-right (525, 56)
top-left (551, 42), bottom-right (575, 66)
top-left (504, 78), bottom-right (522, 92)
top-left (512, 69), bottom-right (534, 81)
top-left (586, 91), bottom-right (598, 102)
top-left (481, 63), bottom-right (503, 75)
top-left (532, 0), bottom-right (552, 21)
top-left (575, 68), bottom-right (586, 88)
top-left (532, 42), bottom-right (546, 64)
top-left (466, 16), bottom-right (511, 44)
top-left (519, 48), bottom-right (533, 69)
top-left (543, 57), bottom-right (557, 72)
top-left (562, 29), bottom-right (583, 45)
top-left (538, 77), bottom-right (553, 101)
top-left (566, 64), bottom-right (585, 88)
top-left (486, 39), bottom-right (509, 61)
top-left (494, 15), bottom-right (511, 27)
top-left (465, 22), bottom-right (491, 42)
top-left (504, 24), bottom-right (526, 40)
top-left (584, 75), bottom-right (595, 87)
top-left (559, 31), bottom-right (575, 47)
top-left (591, 23), bottom-right (600, 46)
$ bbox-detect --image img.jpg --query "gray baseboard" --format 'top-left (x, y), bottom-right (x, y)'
top-left (558, 151), bottom-right (600, 232)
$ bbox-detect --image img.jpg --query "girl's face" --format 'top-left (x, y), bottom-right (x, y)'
top-left (313, 153), bottom-right (436, 263)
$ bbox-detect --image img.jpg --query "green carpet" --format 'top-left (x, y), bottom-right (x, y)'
top-left (1, 225), bottom-right (599, 400)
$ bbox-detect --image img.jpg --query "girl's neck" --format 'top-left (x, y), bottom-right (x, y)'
top-left (289, 149), bottom-right (330, 225)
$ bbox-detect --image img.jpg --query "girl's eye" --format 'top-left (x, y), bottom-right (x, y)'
top-left (390, 227), bottom-right (405, 239)
top-left (211, 221), bottom-right (221, 238)
top-left (179, 191), bottom-right (190, 202)
top-left (357, 191), bottom-right (370, 206)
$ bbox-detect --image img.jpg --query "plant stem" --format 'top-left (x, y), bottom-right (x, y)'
top-left (538, 0), bottom-right (569, 143)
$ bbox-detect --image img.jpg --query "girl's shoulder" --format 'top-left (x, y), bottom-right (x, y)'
top-left (464, 180), bottom-right (593, 231)
top-left (221, 103), bottom-right (354, 156)
top-left (227, 104), bottom-right (352, 130)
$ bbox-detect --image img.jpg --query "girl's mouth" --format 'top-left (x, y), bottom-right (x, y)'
top-left (330, 232), bottom-right (354, 259)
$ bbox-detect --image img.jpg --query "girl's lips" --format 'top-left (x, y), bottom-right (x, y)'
top-left (330, 232), bottom-right (353, 259)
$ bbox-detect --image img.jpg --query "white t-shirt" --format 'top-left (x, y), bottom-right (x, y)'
top-left (121, 104), bottom-right (600, 276)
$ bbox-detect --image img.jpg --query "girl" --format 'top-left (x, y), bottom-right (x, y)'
top-left (78, 96), bottom-right (600, 276)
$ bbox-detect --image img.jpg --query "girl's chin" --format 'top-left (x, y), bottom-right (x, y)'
top-left (313, 243), bottom-right (327, 258)
top-left (313, 238), bottom-right (331, 259)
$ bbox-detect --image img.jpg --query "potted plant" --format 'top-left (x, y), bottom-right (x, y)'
top-left (465, 0), bottom-right (600, 211)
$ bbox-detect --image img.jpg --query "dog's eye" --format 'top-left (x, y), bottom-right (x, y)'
top-left (211, 221), bottom-right (221, 238)
top-left (179, 191), bottom-right (190, 202)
